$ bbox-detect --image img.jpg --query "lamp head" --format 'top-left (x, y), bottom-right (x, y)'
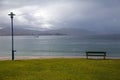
top-left (8, 12), bottom-right (15, 18)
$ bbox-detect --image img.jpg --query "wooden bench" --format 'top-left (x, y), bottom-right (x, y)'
top-left (86, 51), bottom-right (106, 59)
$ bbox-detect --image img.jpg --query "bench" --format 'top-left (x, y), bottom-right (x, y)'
top-left (86, 51), bottom-right (106, 59)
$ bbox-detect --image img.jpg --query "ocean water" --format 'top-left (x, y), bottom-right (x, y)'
top-left (0, 36), bottom-right (120, 57)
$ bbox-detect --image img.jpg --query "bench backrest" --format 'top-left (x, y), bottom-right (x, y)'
top-left (86, 51), bottom-right (106, 55)
top-left (86, 51), bottom-right (106, 53)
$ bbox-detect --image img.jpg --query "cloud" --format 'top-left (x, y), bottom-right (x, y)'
top-left (0, 0), bottom-right (120, 33)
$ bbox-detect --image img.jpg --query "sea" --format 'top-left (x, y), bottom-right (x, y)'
top-left (0, 36), bottom-right (120, 58)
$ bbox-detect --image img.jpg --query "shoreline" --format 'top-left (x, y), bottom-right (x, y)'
top-left (0, 56), bottom-right (85, 60)
top-left (0, 55), bottom-right (120, 60)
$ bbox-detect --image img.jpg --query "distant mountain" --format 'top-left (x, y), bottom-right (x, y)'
top-left (47, 28), bottom-right (96, 36)
top-left (0, 27), bottom-right (96, 36)
top-left (0, 27), bottom-right (35, 36)
top-left (1, 27), bottom-right (120, 40)
top-left (0, 27), bottom-right (66, 36)
top-left (1, 27), bottom-right (120, 39)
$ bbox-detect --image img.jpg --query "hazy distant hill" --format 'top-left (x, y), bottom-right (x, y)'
top-left (0, 27), bottom-right (96, 36)
top-left (0, 27), bottom-right (37, 36)
top-left (48, 28), bottom-right (96, 36)
top-left (0, 27), bottom-right (66, 36)
top-left (1, 27), bottom-right (120, 40)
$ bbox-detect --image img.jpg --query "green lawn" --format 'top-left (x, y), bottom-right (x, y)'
top-left (0, 58), bottom-right (120, 80)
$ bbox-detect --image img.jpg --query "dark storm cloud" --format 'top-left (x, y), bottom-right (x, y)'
top-left (0, 0), bottom-right (120, 33)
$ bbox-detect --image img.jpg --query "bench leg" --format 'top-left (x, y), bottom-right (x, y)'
top-left (86, 56), bottom-right (88, 59)
top-left (104, 56), bottom-right (106, 60)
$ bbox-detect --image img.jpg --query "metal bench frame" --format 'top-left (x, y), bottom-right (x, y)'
top-left (86, 51), bottom-right (106, 59)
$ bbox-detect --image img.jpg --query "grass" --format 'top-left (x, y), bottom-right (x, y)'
top-left (0, 58), bottom-right (120, 80)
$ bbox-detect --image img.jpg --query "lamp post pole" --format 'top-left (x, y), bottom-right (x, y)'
top-left (8, 12), bottom-right (15, 60)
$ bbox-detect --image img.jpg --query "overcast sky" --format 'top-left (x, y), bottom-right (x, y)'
top-left (0, 0), bottom-right (120, 34)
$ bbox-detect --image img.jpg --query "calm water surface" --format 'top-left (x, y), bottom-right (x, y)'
top-left (0, 36), bottom-right (120, 57)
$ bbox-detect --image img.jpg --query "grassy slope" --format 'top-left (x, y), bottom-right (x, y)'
top-left (0, 58), bottom-right (120, 80)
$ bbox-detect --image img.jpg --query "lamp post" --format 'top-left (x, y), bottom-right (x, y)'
top-left (8, 12), bottom-right (15, 60)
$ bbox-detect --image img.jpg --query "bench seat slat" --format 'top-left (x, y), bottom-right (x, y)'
top-left (87, 55), bottom-right (106, 56)
top-left (86, 52), bottom-right (106, 53)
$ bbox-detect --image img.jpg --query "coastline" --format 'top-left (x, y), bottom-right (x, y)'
top-left (0, 55), bottom-right (120, 60)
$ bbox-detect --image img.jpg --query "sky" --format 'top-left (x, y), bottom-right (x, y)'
top-left (0, 0), bottom-right (120, 34)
